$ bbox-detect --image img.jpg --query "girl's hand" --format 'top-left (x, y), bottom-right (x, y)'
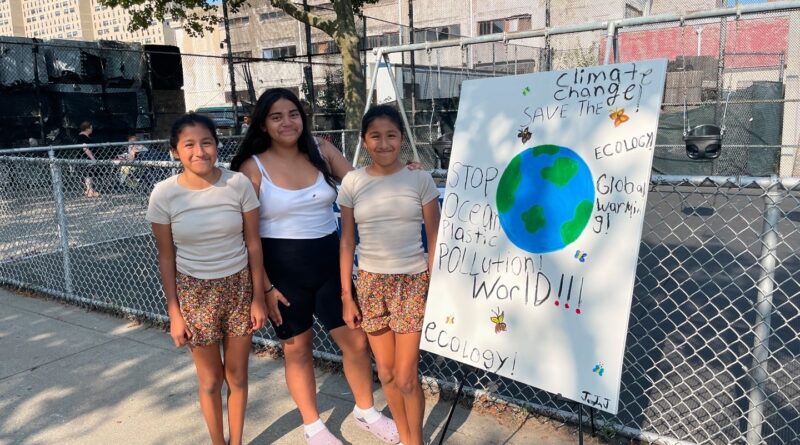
top-left (250, 298), bottom-right (267, 332)
top-left (169, 314), bottom-right (192, 347)
top-left (342, 296), bottom-right (362, 329)
top-left (267, 287), bottom-right (290, 326)
top-left (406, 161), bottom-right (424, 171)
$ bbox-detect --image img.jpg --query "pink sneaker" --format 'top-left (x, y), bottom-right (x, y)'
top-left (304, 427), bottom-right (343, 445)
top-left (353, 412), bottom-right (400, 444)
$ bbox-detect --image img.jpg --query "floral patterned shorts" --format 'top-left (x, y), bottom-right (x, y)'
top-left (176, 267), bottom-right (252, 347)
top-left (356, 270), bottom-right (429, 334)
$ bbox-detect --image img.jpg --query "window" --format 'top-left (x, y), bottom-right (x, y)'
top-left (229, 16), bottom-right (249, 27)
top-left (413, 24), bottom-right (460, 42)
top-left (478, 15), bottom-right (531, 35)
top-left (222, 50), bottom-right (253, 64)
top-left (259, 10), bottom-right (285, 22)
top-left (479, 19), bottom-right (503, 36)
top-left (261, 45), bottom-right (296, 59)
top-left (364, 32), bottom-right (399, 49)
top-left (311, 40), bottom-right (338, 55)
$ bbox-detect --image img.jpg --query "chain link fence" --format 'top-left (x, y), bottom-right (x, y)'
top-left (1, 145), bottom-right (799, 444)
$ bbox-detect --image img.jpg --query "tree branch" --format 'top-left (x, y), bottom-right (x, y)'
top-left (269, 0), bottom-right (337, 36)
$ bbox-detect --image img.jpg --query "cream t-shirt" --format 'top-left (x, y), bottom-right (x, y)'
top-left (146, 168), bottom-right (260, 279)
top-left (338, 167), bottom-right (440, 274)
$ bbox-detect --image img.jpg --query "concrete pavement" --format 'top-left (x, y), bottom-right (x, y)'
top-left (0, 288), bottom-right (615, 445)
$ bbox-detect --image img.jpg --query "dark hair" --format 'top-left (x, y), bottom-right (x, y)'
top-left (79, 121), bottom-right (92, 132)
top-left (169, 113), bottom-right (219, 150)
top-left (230, 88), bottom-right (336, 189)
top-left (361, 105), bottom-right (404, 139)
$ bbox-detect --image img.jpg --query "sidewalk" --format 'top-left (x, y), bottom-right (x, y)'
top-left (0, 288), bottom-right (610, 445)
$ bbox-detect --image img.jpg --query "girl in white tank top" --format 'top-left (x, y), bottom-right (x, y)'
top-left (229, 88), bottom-right (400, 445)
top-left (250, 144), bottom-right (337, 239)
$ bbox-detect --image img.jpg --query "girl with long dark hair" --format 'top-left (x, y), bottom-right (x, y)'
top-left (231, 88), bottom-right (399, 445)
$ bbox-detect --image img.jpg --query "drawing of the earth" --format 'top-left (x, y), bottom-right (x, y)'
top-left (496, 144), bottom-right (594, 253)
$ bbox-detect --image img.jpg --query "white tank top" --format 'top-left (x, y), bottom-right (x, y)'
top-left (251, 153), bottom-right (338, 239)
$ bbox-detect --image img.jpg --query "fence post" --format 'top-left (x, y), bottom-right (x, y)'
top-left (745, 177), bottom-right (782, 445)
top-left (48, 150), bottom-right (74, 299)
top-left (341, 129), bottom-right (347, 158)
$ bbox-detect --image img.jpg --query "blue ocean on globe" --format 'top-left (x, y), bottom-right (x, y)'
top-left (496, 144), bottom-right (595, 254)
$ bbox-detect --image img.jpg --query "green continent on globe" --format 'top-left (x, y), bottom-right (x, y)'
top-left (522, 204), bottom-right (546, 234)
top-left (532, 145), bottom-right (560, 156)
top-left (497, 154), bottom-right (523, 213)
top-left (541, 157), bottom-right (579, 187)
top-left (560, 200), bottom-right (594, 244)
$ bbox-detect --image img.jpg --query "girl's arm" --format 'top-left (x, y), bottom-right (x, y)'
top-left (338, 205), bottom-right (361, 329)
top-left (422, 198), bottom-right (441, 274)
top-left (239, 159), bottom-right (290, 324)
top-left (151, 223), bottom-right (191, 347)
top-left (319, 138), bottom-right (354, 182)
top-left (242, 208), bottom-right (266, 332)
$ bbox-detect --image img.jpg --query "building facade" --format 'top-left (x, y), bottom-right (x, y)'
top-left (90, 0), bottom-right (175, 45)
top-left (0, 0), bottom-right (177, 45)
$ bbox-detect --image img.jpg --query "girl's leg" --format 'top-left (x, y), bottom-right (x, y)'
top-left (329, 325), bottom-right (374, 410)
top-left (282, 329), bottom-right (321, 424)
top-left (367, 328), bottom-right (411, 445)
top-left (190, 343), bottom-right (226, 445)
top-left (394, 331), bottom-right (424, 445)
top-left (223, 335), bottom-right (253, 445)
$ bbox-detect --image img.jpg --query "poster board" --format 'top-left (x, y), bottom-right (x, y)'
top-left (421, 60), bottom-right (668, 414)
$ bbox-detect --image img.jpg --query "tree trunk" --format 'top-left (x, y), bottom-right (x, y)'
top-left (337, 33), bottom-right (366, 130)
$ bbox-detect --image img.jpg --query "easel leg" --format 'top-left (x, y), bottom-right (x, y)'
top-left (577, 402), bottom-right (584, 445)
top-left (590, 406), bottom-right (596, 437)
top-left (437, 369), bottom-right (468, 445)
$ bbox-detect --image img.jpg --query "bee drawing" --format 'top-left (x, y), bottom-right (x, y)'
top-left (517, 126), bottom-right (532, 144)
top-left (609, 108), bottom-right (630, 127)
top-left (445, 315), bottom-right (455, 324)
top-left (490, 307), bottom-right (507, 333)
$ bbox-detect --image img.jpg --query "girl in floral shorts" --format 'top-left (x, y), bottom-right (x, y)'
top-left (338, 105), bottom-right (441, 445)
top-left (147, 113), bottom-right (266, 445)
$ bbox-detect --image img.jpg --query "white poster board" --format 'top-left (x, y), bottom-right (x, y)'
top-left (421, 60), bottom-right (668, 414)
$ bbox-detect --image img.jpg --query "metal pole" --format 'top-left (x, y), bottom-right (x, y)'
top-left (603, 21), bottom-right (616, 65)
top-left (341, 129), bottom-right (346, 158)
top-left (745, 178), bottom-right (783, 445)
top-left (408, 0), bottom-right (416, 125)
top-left (222, 0), bottom-right (240, 134)
top-left (48, 150), bottom-right (74, 299)
top-left (544, 0), bottom-right (551, 71)
top-left (352, 50), bottom-right (386, 166)
top-left (32, 44), bottom-right (46, 143)
top-left (715, 15), bottom-right (727, 123)
top-left (362, 14), bottom-right (368, 83)
top-left (303, 0), bottom-right (315, 115)
top-left (381, 53), bottom-right (420, 162)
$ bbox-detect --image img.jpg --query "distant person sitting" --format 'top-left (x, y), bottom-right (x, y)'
top-left (240, 116), bottom-right (251, 135)
top-left (77, 121), bottom-right (100, 198)
top-left (117, 135), bottom-right (148, 187)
